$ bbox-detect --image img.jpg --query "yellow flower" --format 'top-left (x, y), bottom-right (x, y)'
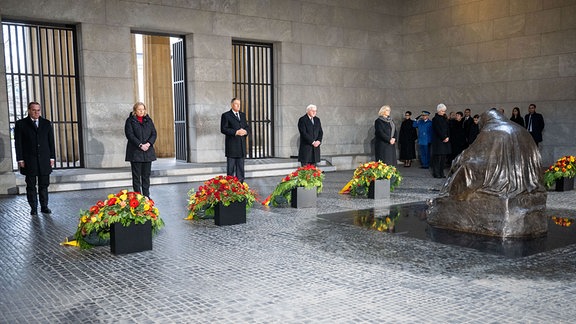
top-left (119, 193), bottom-right (127, 201)
top-left (570, 156), bottom-right (575, 163)
top-left (220, 179), bottom-right (228, 184)
top-left (568, 165), bottom-right (573, 170)
top-left (143, 204), bottom-right (150, 211)
top-left (554, 167), bottom-right (559, 172)
top-left (81, 215), bottom-right (87, 223)
top-left (91, 216), bottom-right (97, 222)
top-left (107, 194), bottom-right (114, 199)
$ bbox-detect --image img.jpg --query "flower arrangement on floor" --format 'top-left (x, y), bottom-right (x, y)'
top-left (262, 165), bottom-right (324, 206)
top-left (186, 175), bottom-right (257, 220)
top-left (551, 216), bottom-right (573, 227)
top-left (354, 214), bottom-right (397, 232)
top-left (339, 161), bottom-right (402, 197)
top-left (543, 155), bottom-right (576, 188)
top-left (71, 190), bottom-right (164, 249)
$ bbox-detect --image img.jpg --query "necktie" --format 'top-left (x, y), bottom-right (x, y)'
top-left (310, 118), bottom-right (314, 125)
top-left (235, 112), bottom-right (240, 120)
top-left (528, 115), bottom-right (532, 132)
top-left (34, 119), bottom-right (38, 128)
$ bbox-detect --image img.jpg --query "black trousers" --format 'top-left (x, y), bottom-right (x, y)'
top-left (226, 157), bottom-right (245, 182)
top-left (131, 162), bottom-right (152, 197)
top-left (25, 175), bottom-right (50, 211)
top-left (432, 154), bottom-right (446, 178)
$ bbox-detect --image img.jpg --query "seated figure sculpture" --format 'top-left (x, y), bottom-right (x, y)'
top-left (427, 109), bottom-right (547, 238)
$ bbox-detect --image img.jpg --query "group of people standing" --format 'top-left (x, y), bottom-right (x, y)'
top-left (221, 99), bottom-right (324, 184)
top-left (371, 103), bottom-right (545, 179)
top-left (15, 98), bottom-right (545, 216)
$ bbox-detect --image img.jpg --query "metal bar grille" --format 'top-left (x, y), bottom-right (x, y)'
top-left (232, 41), bottom-right (274, 159)
top-left (3, 21), bottom-right (83, 170)
top-left (172, 39), bottom-right (187, 161)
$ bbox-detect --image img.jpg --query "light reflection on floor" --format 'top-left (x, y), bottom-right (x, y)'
top-left (318, 202), bottom-right (576, 258)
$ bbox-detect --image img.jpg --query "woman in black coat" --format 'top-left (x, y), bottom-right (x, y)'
top-left (398, 111), bottom-right (417, 167)
top-left (431, 103), bottom-right (450, 178)
top-left (510, 107), bottom-right (524, 127)
top-left (125, 102), bottom-right (157, 198)
top-left (374, 105), bottom-right (397, 166)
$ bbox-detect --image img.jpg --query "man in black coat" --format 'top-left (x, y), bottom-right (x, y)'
top-left (431, 103), bottom-right (451, 178)
top-left (14, 102), bottom-right (56, 215)
top-left (298, 104), bottom-right (323, 166)
top-left (524, 103), bottom-right (545, 146)
top-left (221, 98), bottom-right (250, 182)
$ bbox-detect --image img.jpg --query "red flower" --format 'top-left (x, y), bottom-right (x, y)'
top-left (107, 197), bottom-right (117, 206)
top-left (129, 198), bottom-right (139, 208)
top-left (96, 200), bottom-right (105, 208)
top-left (89, 205), bottom-right (100, 214)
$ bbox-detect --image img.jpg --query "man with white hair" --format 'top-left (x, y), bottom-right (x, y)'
top-left (431, 103), bottom-right (451, 178)
top-left (297, 104), bottom-right (323, 166)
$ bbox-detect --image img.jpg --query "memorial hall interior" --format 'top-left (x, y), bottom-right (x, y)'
top-left (1, 0), bottom-right (576, 195)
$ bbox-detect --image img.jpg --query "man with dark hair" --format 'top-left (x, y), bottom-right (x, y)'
top-left (524, 104), bottom-right (545, 146)
top-left (221, 98), bottom-right (250, 182)
top-left (14, 102), bottom-right (56, 215)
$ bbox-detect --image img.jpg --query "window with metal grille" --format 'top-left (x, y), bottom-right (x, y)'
top-left (232, 41), bottom-right (274, 159)
top-left (3, 21), bottom-right (82, 170)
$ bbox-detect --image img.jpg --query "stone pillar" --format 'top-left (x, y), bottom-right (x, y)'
top-left (78, 24), bottom-right (134, 168)
top-left (186, 33), bottom-right (232, 163)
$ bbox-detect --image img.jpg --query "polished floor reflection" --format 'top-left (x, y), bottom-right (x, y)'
top-left (318, 203), bottom-right (576, 258)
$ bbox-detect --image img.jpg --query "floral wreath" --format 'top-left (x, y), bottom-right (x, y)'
top-left (339, 161), bottom-right (402, 197)
top-left (70, 189), bottom-right (164, 249)
top-left (262, 165), bottom-right (324, 206)
top-left (186, 175), bottom-right (257, 220)
top-left (543, 155), bottom-right (576, 188)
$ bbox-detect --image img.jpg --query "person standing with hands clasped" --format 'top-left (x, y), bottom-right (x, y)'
top-left (125, 102), bottom-right (157, 198)
top-left (221, 98), bottom-right (250, 182)
top-left (14, 101), bottom-right (56, 216)
top-left (431, 103), bottom-right (450, 178)
top-left (298, 104), bottom-right (323, 166)
top-left (374, 105), bottom-right (397, 166)
top-left (524, 103), bottom-right (544, 146)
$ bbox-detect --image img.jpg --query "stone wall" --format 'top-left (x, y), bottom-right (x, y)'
top-left (0, 0), bottom-right (574, 194)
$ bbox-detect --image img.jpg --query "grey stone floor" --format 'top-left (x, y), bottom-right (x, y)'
top-left (1, 167), bottom-right (575, 323)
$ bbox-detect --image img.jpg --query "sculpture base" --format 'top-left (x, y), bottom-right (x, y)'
top-left (427, 191), bottom-right (548, 238)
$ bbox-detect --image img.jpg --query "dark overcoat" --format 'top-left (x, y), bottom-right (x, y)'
top-left (524, 112), bottom-right (545, 144)
top-left (374, 117), bottom-right (397, 166)
top-left (14, 116), bottom-right (56, 176)
top-left (399, 118), bottom-right (417, 160)
top-left (125, 114), bottom-right (157, 162)
top-left (298, 114), bottom-right (323, 164)
top-left (431, 113), bottom-right (451, 155)
top-left (221, 110), bottom-right (250, 158)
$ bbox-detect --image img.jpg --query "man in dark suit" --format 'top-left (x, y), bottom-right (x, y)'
top-left (524, 103), bottom-right (545, 146)
top-left (298, 104), bottom-right (323, 166)
top-left (14, 102), bottom-right (56, 215)
top-left (220, 98), bottom-right (250, 182)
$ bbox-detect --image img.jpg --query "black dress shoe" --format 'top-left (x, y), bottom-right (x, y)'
top-left (41, 207), bottom-right (52, 214)
top-left (30, 210), bottom-right (38, 216)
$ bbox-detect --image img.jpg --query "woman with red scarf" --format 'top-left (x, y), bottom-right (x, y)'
top-left (125, 102), bottom-right (157, 198)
